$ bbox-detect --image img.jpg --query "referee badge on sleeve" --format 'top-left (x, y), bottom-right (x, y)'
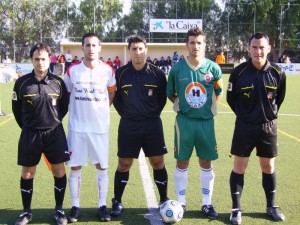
top-left (12, 91), bottom-right (17, 101)
top-left (227, 82), bottom-right (233, 91)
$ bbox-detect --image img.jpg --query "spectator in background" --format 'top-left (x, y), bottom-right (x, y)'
top-left (65, 50), bottom-right (73, 72)
top-left (280, 55), bottom-right (291, 63)
top-left (153, 58), bottom-right (160, 67)
top-left (71, 56), bottom-right (80, 65)
top-left (239, 56), bottom-right (246, 64)
top-left (146, 56), bottom-right (153, 64)
top-left (215, 51), bottom-right (226, 64)
top-left (50, 53), bottom-right (57, 73)
top-left (2, 54), bottom-right (12, 64)
top-left (172, 51), bottom-right (180, 65)
top-left (166, 56), bottom-right (172, 74)
top-left (106, 58), bottom-right (113, 68)
top-left (57, 53), bottom-right (66, 76)
top-left (113, 56), bottom-right (121, 70)
top-left (159, 56), bottom-right (167, 74)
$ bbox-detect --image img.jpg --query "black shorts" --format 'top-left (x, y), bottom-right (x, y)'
top-left (118, 117), bottom-right (167, 158)
top-left (18, 124), bottom-right (70, 166)
top-left (230, 119), bottom-right (277, 158)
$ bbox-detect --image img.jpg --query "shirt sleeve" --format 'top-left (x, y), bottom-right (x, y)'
top-left (12, 80), bottom-right (23, 128)
top-left (59, 79), bottom-right (69, 119)
top-left (64, 73), bottom-right (72, 93)
top-left (107, 66), bottom-right (116, 88)
top-left (158, 72), bottom-right (167, 113)
top-left (166, 67), bottom-right (176, 97)
top-left (113, 70), bottom-right (123, 116)
top-left (213, 65), bottom-right (223, 96)
top-left (276, 69), bottom-right (286, 110)
top-left (226, 70), bottom-right (238, 113)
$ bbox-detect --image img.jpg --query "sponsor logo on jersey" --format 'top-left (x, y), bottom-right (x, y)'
top-left (185, 82), bottom-right (207, 108)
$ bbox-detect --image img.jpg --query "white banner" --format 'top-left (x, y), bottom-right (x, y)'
top-left (149, 19), bottom-right (202, 33)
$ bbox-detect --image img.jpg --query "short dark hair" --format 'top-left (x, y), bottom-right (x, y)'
top-left (185, 27), bottom-right (206, 44)
top-left (127, 35), bottom-right (147, 50)
top-left (30, 43), bottom-right (51, 59)
top-left (81, 32), bottom-right (100, 46)
top-left (249, 32), bottom-right (270, 45)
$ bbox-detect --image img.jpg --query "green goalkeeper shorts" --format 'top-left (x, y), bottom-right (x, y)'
top-left (174, 114), bottom-right (219, 161)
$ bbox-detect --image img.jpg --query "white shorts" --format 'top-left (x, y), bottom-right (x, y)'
top-left (67, 131), bottom-right (109, 168)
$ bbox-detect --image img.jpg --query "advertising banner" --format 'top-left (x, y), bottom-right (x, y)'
top-left (149, 19), bottom-right (202, 33)
top-left (277, 63), bottom-right (296, 75)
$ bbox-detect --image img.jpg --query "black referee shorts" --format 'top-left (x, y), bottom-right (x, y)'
top-left (230, 119), bottom-right (278, 158)
top-left (118, 117), bottom-right (167, 158)
top-left (18, 124), bottom-right (70, 166)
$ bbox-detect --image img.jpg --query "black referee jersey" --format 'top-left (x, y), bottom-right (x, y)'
top-left (12, 70), bottom-right (69, 129)
top-left (113, 62), bottom-right (167, 120)
top-left (227, 59), bottom-right (286, 124)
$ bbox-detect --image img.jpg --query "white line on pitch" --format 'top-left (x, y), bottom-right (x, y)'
top-left (138, 150), bottom-right (164, 225)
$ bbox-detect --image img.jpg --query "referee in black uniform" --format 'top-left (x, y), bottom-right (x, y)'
top-left (227, 32), bottom-right (286, 224)
top-left (111, 35), bottom-right (169, 216)
top-left (12, 43), bottom-right (69, 225)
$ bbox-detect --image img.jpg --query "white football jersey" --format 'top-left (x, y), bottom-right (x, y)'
top-left (64, 61), bottom-right (116, 133)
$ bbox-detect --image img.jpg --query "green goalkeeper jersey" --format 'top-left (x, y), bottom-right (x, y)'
top-left (167, 58), bottom-right (223, 119)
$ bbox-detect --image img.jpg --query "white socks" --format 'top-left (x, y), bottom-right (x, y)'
top-left (96, 169), bottom-right (109, 207)
top-left (69, 169), bottom-right (81, 207)
top-left (200, 167), bottom-right (215, 206)
top-left (174, 166), bottom-right (188, 205)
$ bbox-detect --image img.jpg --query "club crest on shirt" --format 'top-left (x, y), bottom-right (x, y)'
top-left (203, 73), bottom-right (213, 83)
top-left (185, 82), bottom-right (207, 108)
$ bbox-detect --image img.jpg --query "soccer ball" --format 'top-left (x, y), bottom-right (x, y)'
top-left (159, 200), bottom-right (184, 223)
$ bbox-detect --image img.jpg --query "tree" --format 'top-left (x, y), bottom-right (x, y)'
top-left (66, 0), bottom-right (122, 42)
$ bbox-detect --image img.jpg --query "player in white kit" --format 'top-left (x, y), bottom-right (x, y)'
top-left (64, 33), bottom-right (116, 223)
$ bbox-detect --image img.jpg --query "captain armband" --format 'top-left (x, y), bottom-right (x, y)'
top-left (107, 85), bottom-right (117, 93)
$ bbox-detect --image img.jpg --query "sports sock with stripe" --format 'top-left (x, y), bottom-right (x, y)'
top-left (54, 174), bottom-right (67, 211)
top-left (153, 166), bottom-right (168, 202)
top-left (114, 170), bottom-right (129, 203)
top-left (20, 177), bottom-right (33, 212)
top-left (262, 172), bottom-right (276, 207)
top-left (230, 171), bottom-right (244, 209)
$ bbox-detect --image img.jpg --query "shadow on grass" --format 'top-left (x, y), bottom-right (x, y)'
top-left (178, 211), bottom-right (276, 224)
top-left (0, 207), bottom-right (153, 225)
top-left (0, 208), bottom-right (277, 224)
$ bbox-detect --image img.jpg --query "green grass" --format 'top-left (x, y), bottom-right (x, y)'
top-left (0, 74), bottom-right (299, 225)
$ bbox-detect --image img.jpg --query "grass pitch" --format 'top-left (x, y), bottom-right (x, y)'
top-left (0, 74), bottom-right (299, 225)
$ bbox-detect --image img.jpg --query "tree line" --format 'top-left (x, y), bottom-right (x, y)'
top-left (0, 0), bottom-right (299, 63)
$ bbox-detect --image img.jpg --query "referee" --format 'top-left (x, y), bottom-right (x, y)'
top-left (111, 35), bottom-right (169, 216)
top-left (12, 43), bottom-right (69, 225)
top-left (227, 32), bottom-right (286, 224)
